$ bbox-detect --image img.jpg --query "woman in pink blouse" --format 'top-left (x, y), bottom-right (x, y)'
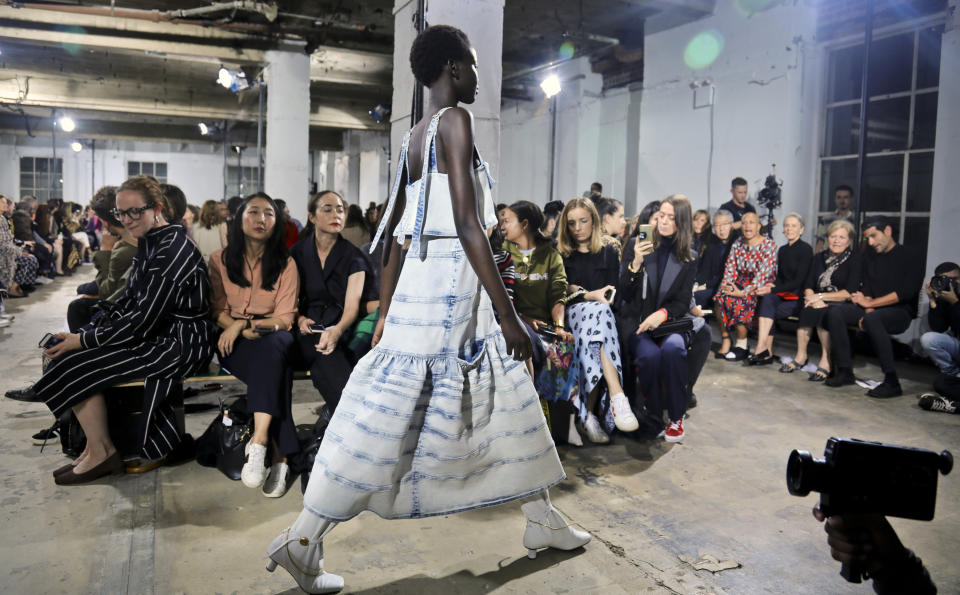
top-left (209, 192), bottom-right (300, 498)
top-left (714, 212), bottom-right (778, 361)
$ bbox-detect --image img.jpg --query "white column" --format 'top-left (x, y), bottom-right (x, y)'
top-left (391, 0), bottom-right (504, 199)
top-left (264, 49), bottom-right (310, 223)
top-left (926, 15), bottom-right (960, 277)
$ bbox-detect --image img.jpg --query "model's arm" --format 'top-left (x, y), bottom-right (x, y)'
top-left (371, 170), bottom-right (409, 348)
top-left (441, 107), bottom-right (531, 361)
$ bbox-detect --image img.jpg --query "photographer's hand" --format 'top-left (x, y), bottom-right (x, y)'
top-left (941, 284), bottom-right (958, 305)
top-left (811, 506), bottom-right (907, 579)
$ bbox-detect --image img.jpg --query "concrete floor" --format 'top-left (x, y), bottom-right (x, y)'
top-left (2, 270), bottom-right (958, 595)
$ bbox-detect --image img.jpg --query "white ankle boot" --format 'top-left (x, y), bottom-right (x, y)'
top-left (520, 493), bottom-right (591, 559)
top-left (266, 525), bottom-right (344, 594)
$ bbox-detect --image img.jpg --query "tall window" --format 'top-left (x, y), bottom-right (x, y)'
top-left (128, 161), bottom-right (168, 183)
top-left (819, 23), bottom-right (942, 264)
top-left (226, 165), bottom-right (260, 198)
top-left (19, 157), bottom-right (63, 202)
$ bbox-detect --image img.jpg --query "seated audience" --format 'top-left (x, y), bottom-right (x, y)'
top-left (824, 216), bottom-right (923, 397)
top-left (693, 209), bottom-right (734, 308)
top-left (595, 197), bottom-right (626, 260)
top-left (5, 175), bottom-right (214, 484)
top-left (558, 197), bottom-right (636, 438)
top-left (685, 296), bottom-right (712, 408)
top-left (541, 199), bottom-right (564, 243)
top-left (691, 209), bottom-right (711, 257)
top-left (340, 204), bottom-right (369, 248)
top-left (501, 201), bottom-right (578, 435)
top-left (620, 195), bottom-right (697, 442)
top-left (714, 212), bottom-right (778, 360)
top-left (290, 190), bottom-right (369, 414)
top-left (193, 199), bottom-right (229, 261)
top-left (33, 204), bottom-right (65, 276)
top-left (814, 184), bottom-right (855, 253)
top-left (918, 261), bottom-right (960, 413)
top-left (780, 219), bottom-right (860, 379)
top-left (747, 213), bottom-right (813, 365)
top-left (208, 193), bottom-right (300, 497)
top-left (182, 203), bottom-right (199, 239)
top-left (0, 197), bottom-right (38, 297)
top-left (60, 202), bottom-right (91, 264)
top-left (12, 199), bottom-right (54, 279)
top-left (274, 199), bottom-right (299, 249)
top-left (67, 186), bottom-right (138, 331)
top-left (160, 184), bottom-right (187, 225)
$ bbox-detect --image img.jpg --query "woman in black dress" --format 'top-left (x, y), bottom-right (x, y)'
top-left (17, 175), bottom-right (213, 485)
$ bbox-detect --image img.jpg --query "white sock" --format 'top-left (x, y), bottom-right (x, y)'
top-left (735, 338), bottom-right (748, 350)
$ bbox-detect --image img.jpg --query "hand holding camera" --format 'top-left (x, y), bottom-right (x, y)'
top-left (929, 274), bottom-right (958, 305)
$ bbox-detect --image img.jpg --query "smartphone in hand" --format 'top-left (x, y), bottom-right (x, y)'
top-left (39, 333), bottom-right (62, 349)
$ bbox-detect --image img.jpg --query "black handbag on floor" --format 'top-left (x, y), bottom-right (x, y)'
top-left (195, 397), bottom-right (253, 481)
top-left (289, 405), bottom-right (332, 494)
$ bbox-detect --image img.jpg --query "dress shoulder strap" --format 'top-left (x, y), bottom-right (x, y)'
top-left (369, 130), bottom-right (411, 253)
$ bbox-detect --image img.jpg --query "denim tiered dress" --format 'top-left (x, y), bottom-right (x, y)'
top-left (302, 108), bottom-right (565, 521)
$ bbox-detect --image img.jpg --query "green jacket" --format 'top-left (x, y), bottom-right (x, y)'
top-left (92, 241), bottom-right (137, 302)
top-left (505, 241), bottom-right (567, 322)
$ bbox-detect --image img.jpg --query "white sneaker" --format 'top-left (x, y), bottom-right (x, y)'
top-left (582, 413), bottom-right (610, 444)
top-left (241, 442), bottom-right (268, 488)
top-left (261, 462), bottom-right (293, 498)
top-left (35, 276), bottom-right (53, 284)
top-left (609, 393), bottom-right (639, 432)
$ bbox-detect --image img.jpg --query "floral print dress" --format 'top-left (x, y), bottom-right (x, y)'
top-left (714, 237), bottom-right (778, 329)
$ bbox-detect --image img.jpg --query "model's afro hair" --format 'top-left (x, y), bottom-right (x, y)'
top-left (410, 25), bottom-right (472, 86)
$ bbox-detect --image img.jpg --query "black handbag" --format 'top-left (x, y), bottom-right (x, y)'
top-left (289, 406), bottom-right (332, 494)
top-left (649, 317), bottom-right (694, 339)
top-left (195, 397), bottom-right (253, 480)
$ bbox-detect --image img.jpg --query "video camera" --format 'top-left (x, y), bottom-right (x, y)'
top-left (756, 164), bottom-right (782, 238)
top-left (787, 437), bottom-right (952, 583)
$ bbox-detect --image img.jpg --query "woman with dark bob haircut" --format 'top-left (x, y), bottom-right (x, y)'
top-left (11, 175), bottom-right (213, 484)
top-left (265, 25), bottom-right (588, 593)
top-left (208, 191), bottom-right (300, 498)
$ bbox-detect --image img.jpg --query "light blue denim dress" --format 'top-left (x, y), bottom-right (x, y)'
top-left (302, 108), bottom-right (565, 521)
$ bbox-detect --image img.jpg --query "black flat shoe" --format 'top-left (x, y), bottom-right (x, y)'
top-left (5, 387), bottom-right (41, 402)
top-left (867, 382), bottom-right (903, 399)
top-left (54, 452), bottom-right (124, 485)
top-left (825, 371), bottom-right (856, 388)
top-left (714, 351), bottom-right (729, 359)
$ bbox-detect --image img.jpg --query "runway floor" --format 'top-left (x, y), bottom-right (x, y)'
top-left (2, 269), bottom-right (957, 594)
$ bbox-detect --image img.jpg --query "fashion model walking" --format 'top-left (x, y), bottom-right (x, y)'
top-left (265, 25), bottom-right (590, 593)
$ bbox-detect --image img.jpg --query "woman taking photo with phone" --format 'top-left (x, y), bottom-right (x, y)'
top-left (10, 175), bottom-right (213, 484)
top-left (290, 190), bottom-right (370, 414)
top-left (619, 195), bottom-right (697, 442)
top-left (558, 197), bottom-right (636, 441)
top-left (208, 192), bottom-right (300, 498)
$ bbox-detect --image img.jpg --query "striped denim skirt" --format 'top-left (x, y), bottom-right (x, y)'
top-left (302, 237), bottom-right (565, 521)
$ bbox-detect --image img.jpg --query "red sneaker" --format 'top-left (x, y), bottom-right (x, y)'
top-left (664, 419), bottom-right (684, 443)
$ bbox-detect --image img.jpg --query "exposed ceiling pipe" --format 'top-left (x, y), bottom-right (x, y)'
top-left (169, 1), bottom-right (279, 22)
top-left (503, 36), bottom-right (619, 82)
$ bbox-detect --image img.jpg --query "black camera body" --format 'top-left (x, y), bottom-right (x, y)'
top-left (537, 324), bottom-right (559, 343)
top-left (787, 437), bottom-right (952, 520)
top-left (930, 274), bottom-right (957, 293)
top-left (757, 173), bottom-right (782, 210)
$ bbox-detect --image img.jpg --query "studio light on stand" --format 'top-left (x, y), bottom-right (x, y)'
top-left (198, 122), bottom-right (209, 136)
top-left (70, 141), bottom-right (82, 153)
top-left (540, 74), bottom-right (562, 99)
top-left (217, 66), bottom-right (249, 92)
top-left (369, 104), bottom-right (391, 124)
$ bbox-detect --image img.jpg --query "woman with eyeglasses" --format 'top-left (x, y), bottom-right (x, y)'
top-left (208, 192), bottom-right (300, 498)
top-left (10, 175), bottom-right (214, 485)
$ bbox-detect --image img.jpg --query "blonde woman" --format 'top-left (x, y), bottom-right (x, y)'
top-left (559, 197), bottom-right (637, 440)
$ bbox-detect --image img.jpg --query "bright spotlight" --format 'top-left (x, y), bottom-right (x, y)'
top-left (198, 122), bottom-right (209, 135)
top-left (540, 74), bottom-right (561, 99)
top-left (217, 66), bottom-right (233, 88)
top-left (59, 116), bottom-right (76, 132)
top-left (71, 141), bottom-right (82, 153)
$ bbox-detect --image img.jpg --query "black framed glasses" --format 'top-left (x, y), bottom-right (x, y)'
top-left (111, 206), bottom-right (151, 221)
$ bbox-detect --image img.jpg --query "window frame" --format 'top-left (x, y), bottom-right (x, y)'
top-left (19, 156), bottom-right (63, 202)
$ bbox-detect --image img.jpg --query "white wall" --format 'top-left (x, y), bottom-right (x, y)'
top-left (0, 134), bottom-right (246, 206)
top-left (499, 2), bottom-right (822, 242)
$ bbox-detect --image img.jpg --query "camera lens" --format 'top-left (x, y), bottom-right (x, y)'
top-left (786, 449), bottom-right (825, 496)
